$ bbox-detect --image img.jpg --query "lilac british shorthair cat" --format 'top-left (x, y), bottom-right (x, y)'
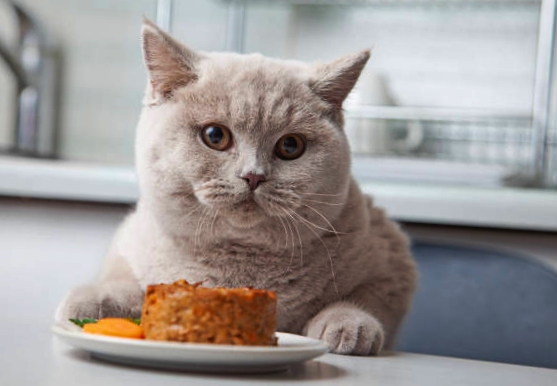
top-left (56, 19), bottom-right (416, 355)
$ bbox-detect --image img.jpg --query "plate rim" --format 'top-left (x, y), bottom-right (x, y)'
top-left (51, 324), bottom-right (329, 355)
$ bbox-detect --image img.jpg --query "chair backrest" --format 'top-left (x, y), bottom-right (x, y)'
top-left (396, 241), bottom-right (557, 369)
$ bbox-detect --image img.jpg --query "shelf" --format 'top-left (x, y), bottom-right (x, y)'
top-left (360, 180), bottom-right (557, 231)
top-left (0, 156), bottom-right (137, 203)
top-left (345, 105), bottom-right (532, 122)
top-left (1, 155), bottom-right (556, 231)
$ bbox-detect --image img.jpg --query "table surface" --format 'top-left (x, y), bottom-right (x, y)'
top-left (2, 319), bottom-right (557, 386)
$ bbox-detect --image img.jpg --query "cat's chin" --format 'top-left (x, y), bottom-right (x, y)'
top-left (222, 200), bottom-right (266, 229)
top-left (225, 216), bottom-right (264, 229)
top-left (223, 211), bottom-right (265, 229)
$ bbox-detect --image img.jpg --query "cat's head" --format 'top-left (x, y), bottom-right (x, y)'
top-left (136, 19), bottom-right (369, 229)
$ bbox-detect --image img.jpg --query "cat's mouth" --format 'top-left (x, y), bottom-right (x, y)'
top-left (237, 196), bottom-right (258, 211)
top-left (221, 196), bottom-right (266, 228)
top-left (193, 180), bottom-right (302, 226)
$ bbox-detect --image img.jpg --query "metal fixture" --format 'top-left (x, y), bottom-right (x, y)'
top-left (156, 0), bottom-right (173, 32)
top-left (0, 0), bottom-right (60, 158)
top-left (156, 0), bottom-right (245, 52)
top-left (345, 106), bottom-right (532, 123)
top-left (531, 0), bottom-right (557, 186)
top-left (226, 0), bottom-right (246, 52)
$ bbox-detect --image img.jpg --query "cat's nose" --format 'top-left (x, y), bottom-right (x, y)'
top-left (241, 172), bottom-right (266, 191)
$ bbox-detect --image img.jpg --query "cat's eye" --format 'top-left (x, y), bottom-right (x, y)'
top-left (201, 124), bottom-right (232, 151)
top-left (275, 134), bottom-right (306, 160)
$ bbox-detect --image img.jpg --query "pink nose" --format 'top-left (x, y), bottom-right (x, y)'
top-left (241, 172), bottom-right (266, 191)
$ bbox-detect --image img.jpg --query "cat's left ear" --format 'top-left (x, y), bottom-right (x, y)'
top-left (141, 18), bottom-right (200, 102)
top-left (310, 50), bottom-right (371, 109)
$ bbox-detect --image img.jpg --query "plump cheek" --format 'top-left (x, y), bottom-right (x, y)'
top-left (306, 150), bottom-right (350, 192)
top-left (322, 137), bottom-right (350, 169)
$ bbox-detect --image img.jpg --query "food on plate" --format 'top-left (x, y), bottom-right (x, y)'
top-left (67, 280), bottom-right (277, 345)
top-left (77, 318), bottom-right (144, 339)
top-left (69, 318), bottom-right (99, 328)
top-left (70, 318), bottom-right (141, 327)
top-left (141, 280), bottom-right (277, 345)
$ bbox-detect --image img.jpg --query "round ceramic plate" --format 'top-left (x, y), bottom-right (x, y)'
top-left (52, 325), bottom-right (328, 373)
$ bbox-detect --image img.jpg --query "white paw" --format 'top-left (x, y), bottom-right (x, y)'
top-left (304, 304), bottom-right (384, 355)
top-left (55, 283), bottom-right (143, 323)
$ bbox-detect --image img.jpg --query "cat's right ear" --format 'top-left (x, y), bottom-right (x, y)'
top-left (141, 18), bottom-right (199, 103)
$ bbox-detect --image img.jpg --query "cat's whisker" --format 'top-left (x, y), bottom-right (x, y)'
top-left (300, 192), bottom-right (344, 197)
top-left (303, 198), bottom-right (344, 206)
top-left (301, 203), bottom-right (345, 245)
top-left (194, 206), bottom-right (209, 256)
top-left (192, 207), bottom-right (203, 257)
top-left (280, 213), bottom-right (295, 277)
top-left (187, 204), bottom-right (204, 216)
top-left (202, 207), bottom-right (216, 236)
top-left (200, 208), bottom-right (215, 260)
top-left (273, 207), bottom-right (290, 250)
top-left (283, 210), bottom-right (296, 274)
top-left (280, 207), bottom-right (304, 269)
top-left (196, 207), bottom-right (208, 248)
top-left (210, 209), bottom-right (220, 237)
top-left (265, 202), bottom-right (294, 275)
top-left (290, 210), bottom-right (341, 236)
top-left (290, 208), bottom-right (339, 296)
top-left (203, 208), bottom-right (218, 256)
top-left (272, 204), bottom-right (296, 277)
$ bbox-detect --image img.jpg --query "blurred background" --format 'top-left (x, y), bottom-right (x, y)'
top-left (0, 0), bottom-right (556, 370)
top-left (0, 0), bottom-right (556, 188)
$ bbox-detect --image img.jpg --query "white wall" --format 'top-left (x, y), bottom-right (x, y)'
top-left (244, 4), bottom-right (539, 111)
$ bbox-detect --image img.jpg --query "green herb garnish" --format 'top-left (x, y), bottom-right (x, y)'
top-left (69, 317), bottom-right (140, 327)
top-left (69, 318), bottom-right (98, 327)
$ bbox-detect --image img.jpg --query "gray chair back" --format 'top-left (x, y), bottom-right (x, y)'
top-left (396, 241), bottom-right (557, 369)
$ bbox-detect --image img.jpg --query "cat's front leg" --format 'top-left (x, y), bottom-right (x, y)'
top-left (55, 281), bottom-right (144, 323)
top-left (303, 302), bottom-right (384, 356)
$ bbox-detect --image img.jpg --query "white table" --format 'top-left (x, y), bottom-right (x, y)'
top-left (2, 319), bottom-right (557, 386)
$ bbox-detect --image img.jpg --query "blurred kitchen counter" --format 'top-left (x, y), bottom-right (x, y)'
top-left (4, 317), bottom-right (555, 386)
top-left (1, 155), bottom-right (556, 231)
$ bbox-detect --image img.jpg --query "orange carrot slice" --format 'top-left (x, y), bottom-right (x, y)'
top-left (83, 318), bottom-right (144, 339)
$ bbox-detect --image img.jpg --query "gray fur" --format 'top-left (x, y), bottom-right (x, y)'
top-left (56, 20), bottom-right (417, 355)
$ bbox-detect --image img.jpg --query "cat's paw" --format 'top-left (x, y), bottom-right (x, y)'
top-left (55, 282), bottom-right (143, 323)
top-left (304, 303), bottom-right (384, 356)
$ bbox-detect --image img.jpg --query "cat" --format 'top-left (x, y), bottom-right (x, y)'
top-left (55, 19), bottom-right (417, 356)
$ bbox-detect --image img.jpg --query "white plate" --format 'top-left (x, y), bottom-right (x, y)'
top-left (52, 325), bottom-right (328, 373)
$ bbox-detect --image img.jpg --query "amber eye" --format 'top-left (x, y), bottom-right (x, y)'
top-left (275, 134), bottom-right (306, 160)
top-left (201, 124), bottom-right (232, 151)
